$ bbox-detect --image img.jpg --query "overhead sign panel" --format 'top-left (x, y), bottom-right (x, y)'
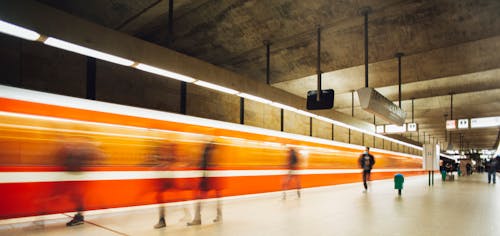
top-left (470, 116), bottom-right (500, 128)
top-left (446, 120), bottom-right (456, 130)
top-left (357, 87), bottom-right (406, 126)
top-left (385, 124), bottom-right (407, 133)
top-left (457, 119), bottom-right (469, 129)
top-left (407, 123), bottom-right (418, 132)
top-left (376, 125), bottom-right (385, 134)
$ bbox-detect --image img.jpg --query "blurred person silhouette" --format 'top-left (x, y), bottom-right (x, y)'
top-left (488, 155), bottom-right (499, 184)
top-left (359, 147), bottom-right (375, 192)
top-left (466, 163), bottom-right (472, 175)
top-left (282, 147), bottom-right (301, 200)
top-left (150, 142), bottom-right (176, 229)
top-left (440, 160), bottom-right (447, 181)
top-left (187, 142), bottom-right (223, 226)
top-left (56, 137), bottom-right (102, 227)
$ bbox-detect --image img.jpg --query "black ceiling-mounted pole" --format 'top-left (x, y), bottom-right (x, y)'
top-left (411, 98), bottom-right (414, 123)
top-left (444, 114), bottom-right (448, 142)
top-left (447, 93), bottom-right (454, 150)
top-left (264, 40), bottom-right (270, 85)
top-left (167, 0), bottom-right (174, 46)
top-left (316, 26), bottom-right (322, 101)
top-left (450, 94), bottom-right (454, 120)
top-left (360, 7), bottom-right (372, 88)
top-left (86, 57), bottom-right (96, 100)
top-left (395, 52), bottom-right (404, 108)
top-left (351, 90), bottom-right (355, 117)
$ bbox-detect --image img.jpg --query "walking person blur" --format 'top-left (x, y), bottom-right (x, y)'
top-left (151, 143), bottom-right (176, 229)
top-left (488, 155), bottom-right (499, 184)
top-left (57, 137), bottom-right (102, 227)
top-left (440, 160), bottom-right (447, 182)
top-left (282, 147), bottom-right (301, 200)
top-left (187, 142), bottom-right (223, 226)
top-left (466, 163), bottom-right (472, 176)
top-left (359, 147), bottom-right (375, 192)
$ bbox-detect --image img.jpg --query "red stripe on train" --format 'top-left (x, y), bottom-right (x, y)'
top-left (0, 171), bottom-right (426, 219)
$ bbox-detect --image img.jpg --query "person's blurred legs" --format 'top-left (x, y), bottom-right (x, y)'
top-left (187, 201), bottom-right (202, 226)
top-left (154, 205), bottom-right (166, 228)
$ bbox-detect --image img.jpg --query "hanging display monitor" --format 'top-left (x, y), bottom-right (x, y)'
top-left (306, 89), bottom-right (334, 110)
top-left (357, 87), bottom-right (406, 125)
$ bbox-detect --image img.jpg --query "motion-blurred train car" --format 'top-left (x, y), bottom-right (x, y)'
top-left (0, 85), bottom-right (424, 219)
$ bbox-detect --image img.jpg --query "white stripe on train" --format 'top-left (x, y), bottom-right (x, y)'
top-left (0, 169), bottom-right (424, 183)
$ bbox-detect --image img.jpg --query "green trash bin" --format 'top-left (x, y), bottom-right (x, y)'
top-left (394, 173), bottom-right (404, 196)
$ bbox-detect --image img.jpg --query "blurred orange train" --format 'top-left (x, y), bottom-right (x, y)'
top-left (0, 85), bottom-right (424, 219)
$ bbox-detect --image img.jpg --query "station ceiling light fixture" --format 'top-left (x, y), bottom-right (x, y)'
top-left (44, 37), bottom-right (135, 66)
top-left (238, 93), bottom-right (272, 104)
top-left (0, 20), bottom-right (40, 41)
top-left (270, 102), bottom-right (297, 112)
top-left (193, 80), bottom-right (239, 94)
top-left (135, 63), bottom-right (196, 83)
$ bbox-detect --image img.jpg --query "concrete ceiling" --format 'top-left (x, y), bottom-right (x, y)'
top-left (37, 0), bottom-right (500, 151)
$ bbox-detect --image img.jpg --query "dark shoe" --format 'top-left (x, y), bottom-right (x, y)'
top-left (187, 220), bottom-right (201, 226)
top-left (154, 217), bottom-right (166, 229)
top-left (66, 214), bottom-right (84, 227)
top-left (213, 215), bottom-right (222, 223)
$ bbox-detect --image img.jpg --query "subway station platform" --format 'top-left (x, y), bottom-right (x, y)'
top-left (1, 173), bottom-right (499, 236)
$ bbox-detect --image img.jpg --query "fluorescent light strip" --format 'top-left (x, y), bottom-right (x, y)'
top-left (271, 102), bottom-right (297, 112)
top-left (44, 37), bottom-right (134, 66)
top-left (135, 63), bottom-right (196, 83)
top-left (295, 109), bottom-right (317, 118)
top-left (194, 80), bottom-right (239, 94)
top-left (0, 20), bottom-right (40, 41)
top-left (238, 93), bottom-right (272, 104)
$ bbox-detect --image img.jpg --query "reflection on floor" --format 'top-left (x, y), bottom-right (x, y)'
top-left (1, 173), bottom-right (499, 236)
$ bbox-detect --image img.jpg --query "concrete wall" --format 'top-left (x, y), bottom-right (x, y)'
top-left (187, 84), bottom-right (240, 123)
top-left (0, 34), bottom-right (420, 155)
top-left (97, 61), bottom-right (181, 112)
top-left (312, 119), bottom-right (333, 140)
top-left (244, 99), bottom-right (281, 131)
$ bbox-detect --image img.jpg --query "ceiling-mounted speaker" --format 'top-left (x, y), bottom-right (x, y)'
top-left (307, 89), bottom-right (334, 110)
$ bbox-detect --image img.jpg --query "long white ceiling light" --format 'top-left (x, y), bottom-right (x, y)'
top-left (135, 63), bottom-right (196, 83)
top-left (0, 20), bottom-right (422, 151)
top-left (194, 80), bottom-right (239, 94)
top-left (0, 20), bottom-right (40, 41)
top-left (295, 109), bottom-right (317, 118)
top-left (44, 37), bottom-right (134, 66)
top-left (271, 102), bottom-right (298, 112)
top-left (238, 93), bottom-right (272, 104)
